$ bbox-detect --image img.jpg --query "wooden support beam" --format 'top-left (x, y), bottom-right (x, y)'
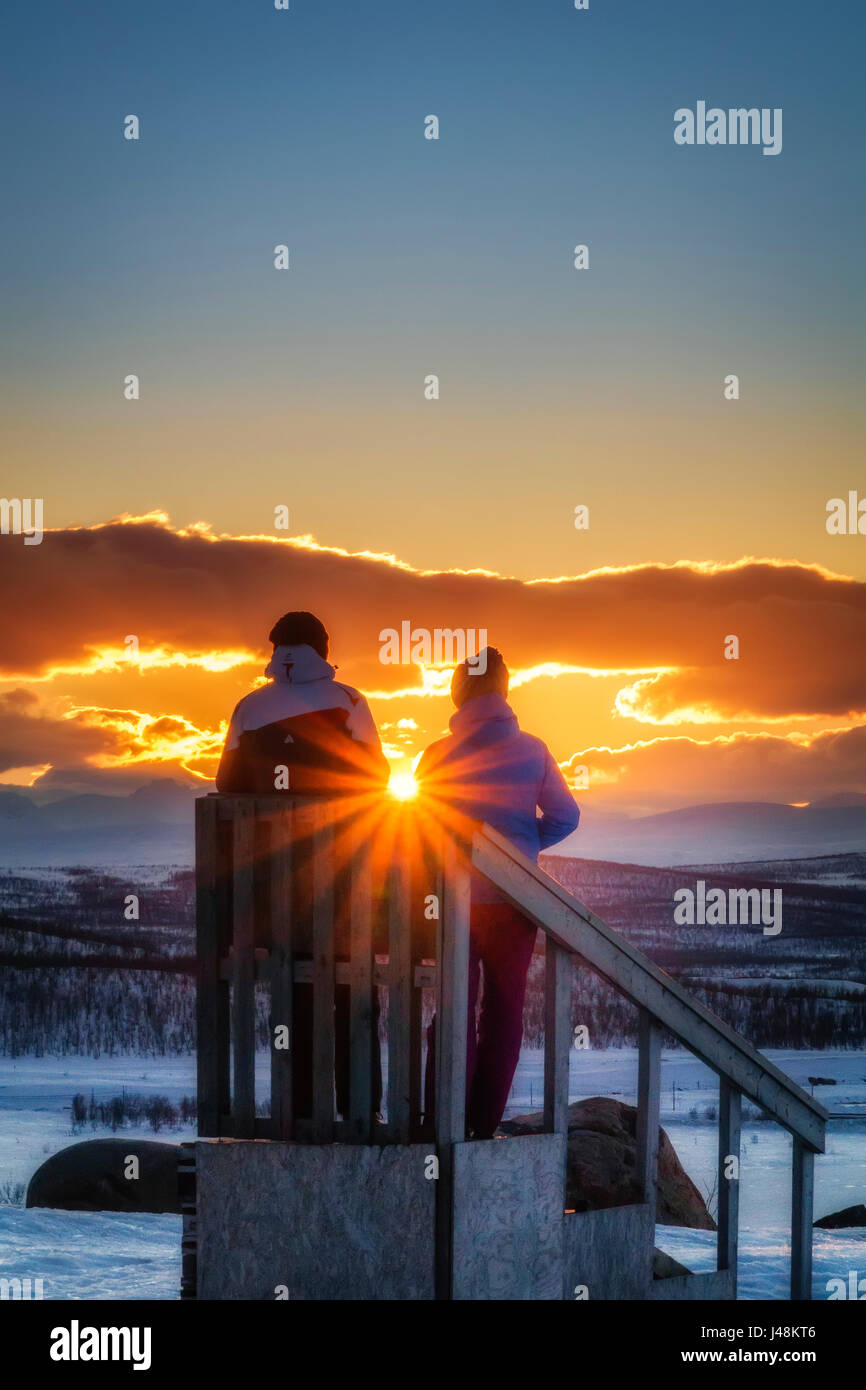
top-left (195, 797), bottom-right (226, 1137)
top-left (408, 837), bottom-right (434, 1140)
top-left (434, 835), bottom-right (471, 1302)
top-left (435, 837), bottom-right (471, 1146)
top-left (717, 1078), bottom-right (741, 1295)
top-left (348, 820), bottom-right (373, 1141)
top-left (543, 942), bottom-right (571, 1134)
top-left (311, 809), bottom-right (336, 1143)
top-left (635, 1010), bottom-right (662, 1224)
top-left (387, 842), bottom-right (413, 1143)
top-left (230, 802), bottom-right (256, 1136)
top-left (226, 957), bottom-right (437, 988)
top-left (791, 1139), bottom-right (815, 1301)
top-left (269, 807), bottom-right (293, 1140)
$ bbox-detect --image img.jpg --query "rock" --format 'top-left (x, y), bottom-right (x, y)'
top-left (501, 1096), bottom-right (715, 1230)
top-left (814, 1204), bottom-right (866, 1229)
top-left (653, 1248), bottom-right (692, 1279)
top-left (27, 1139), bottom-right (181, 1213)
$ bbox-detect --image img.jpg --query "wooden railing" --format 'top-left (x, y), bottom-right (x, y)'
top-left (195, 794), bottom-right (827, 1301)
top-left (471, 823), bottom-right (827, 1301)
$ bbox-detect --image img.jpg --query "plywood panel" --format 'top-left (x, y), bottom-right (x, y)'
top-left (196, 1140), bottom-right (435, 1300)
top-left (563, 1204), bottom-right (655, 1300)
top-left (452, 1134), bottom-right (565, 1300)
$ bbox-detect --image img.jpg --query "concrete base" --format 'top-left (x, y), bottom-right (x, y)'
top-left (190, 1137), bottom-right (733, 1301)
top-left (452, 1133), bottom-right (566, 1300)
top-left (564, 1204), bottom-right (655, 1300)
top-left (195, 1140), bottom-right (435, 1300)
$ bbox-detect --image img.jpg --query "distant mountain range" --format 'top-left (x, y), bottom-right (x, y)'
top-left (0, 781), bottom-right (864, 868)
top-left (556, 796), bottom-right (866, 866)
top-left (0, 780), bottom-right (199, 866)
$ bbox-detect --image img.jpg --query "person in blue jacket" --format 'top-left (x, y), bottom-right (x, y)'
top-left (415, 647), bottom-right (580, 1137)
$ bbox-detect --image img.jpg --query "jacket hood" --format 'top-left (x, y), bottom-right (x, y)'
top-left (449, 692), bottom-right (519, 742)
top-left (264, 643), bottom-right (336, 684)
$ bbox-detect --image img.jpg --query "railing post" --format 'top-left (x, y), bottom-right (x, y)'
top-left (635, 1009), bottom-right (662, 1223)
top-left (791, 1139), bottom-right (815, 1301)
top-left (717, 1077), bottom-right (741, 1295)
top-left (230, 800), bottom-right (257, 1137)
top-left (543, 942), bottom-right (572, 1134)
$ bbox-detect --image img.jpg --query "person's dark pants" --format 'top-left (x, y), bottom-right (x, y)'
top-left (424, 903), bottom-right (537, 1137)
top-left (292, 974), bottom-right (382, 1120)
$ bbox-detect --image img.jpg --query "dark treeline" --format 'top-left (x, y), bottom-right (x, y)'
top-left (71, 1090), bottom-right (197, 1132)
top-left (0, 860), bottom-right (863, 1056)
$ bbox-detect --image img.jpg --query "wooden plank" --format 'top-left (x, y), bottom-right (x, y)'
top-left (195, 797), bottom-right (224, 1137)
top-left (347, 818), bottom-right (374, 1141)
top-left (387, 846), bottom-right (413, 1143)
top-left (471, 826), bottom-right (826, 1152)
top-left (635, 1010), bottom-right (662, 1225)
top-left (543, 941), bottom-right (571, 1134)
top-left (269, 806), bottom-right (293, 1140)
top-left (277, 959), bottom-right (433, 987)
top-left (717, 1078), bottom-right (741, 1294)
top-left (311, 808), bottom-right (335, 1142)
top-left (230, 802), bottom-right (257, 1137)
top-left (791, 1139), bottom-right (815, 1301)
top-left (435, 836), bottom-right (471, 1146)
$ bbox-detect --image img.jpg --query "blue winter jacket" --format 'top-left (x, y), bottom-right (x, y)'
top-left (414, 693), bottom-right (580, 902)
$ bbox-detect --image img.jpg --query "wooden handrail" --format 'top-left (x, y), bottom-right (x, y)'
top-left (470, 822), bottom-right (827, 1154)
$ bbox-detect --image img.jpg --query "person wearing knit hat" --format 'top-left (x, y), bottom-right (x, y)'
top-left (215, 610), bottom-right (389, 1123)
top-left (416, 645), bottom-right (580, 1138)
top-left (216, 610), bottom-right (388, 795)
top-left (449, 645), bottom-right (509, 708)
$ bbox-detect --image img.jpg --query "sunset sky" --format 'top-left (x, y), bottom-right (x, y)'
top-left (1, 0), bottom-right (863, 816)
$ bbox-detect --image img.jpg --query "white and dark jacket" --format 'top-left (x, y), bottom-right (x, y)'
top-left (216, 644), bottom-right (389, 795)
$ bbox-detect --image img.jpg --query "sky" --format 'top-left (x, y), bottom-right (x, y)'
top-left (0, 0), bottom-right (864, 816)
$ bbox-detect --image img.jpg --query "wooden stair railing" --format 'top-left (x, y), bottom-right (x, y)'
top-left (463, 822), bottom-right (827, 1301)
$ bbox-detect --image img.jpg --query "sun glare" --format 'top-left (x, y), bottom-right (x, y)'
top-left (389, 772), bottom-right (418, 801)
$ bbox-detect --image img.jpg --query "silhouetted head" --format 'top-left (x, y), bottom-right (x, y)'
top-left (268, 611), bottom-right (330, 659)
top-left (450, 647), bottom-right (508, 708)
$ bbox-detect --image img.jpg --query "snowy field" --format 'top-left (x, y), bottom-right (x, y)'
top-left (0, 1048), bottom-right (863, 1300)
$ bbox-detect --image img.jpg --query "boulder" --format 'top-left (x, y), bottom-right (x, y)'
top-left (814, 1204), bottom-right (866, 1229)
top-left (27, 1139), bottom-right (181, 1213)
top-left (501, 1096), bottom-right (715, 1230)
top-left (653, 1248), bottom-right (692, 1280)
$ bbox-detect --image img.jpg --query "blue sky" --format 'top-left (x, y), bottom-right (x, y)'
top-left (0, 0), bottom-right (863, 575)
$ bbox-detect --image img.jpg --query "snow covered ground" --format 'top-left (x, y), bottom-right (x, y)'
top-left (0, 1048), bottom-right (863, 1300)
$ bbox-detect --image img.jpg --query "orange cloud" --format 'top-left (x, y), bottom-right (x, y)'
top-left (561, 725), bottom-right (866, 813)
top-left (1, 516), bottom-right (865, 807)
top-left (0, 515), bottom-right (863, 722)
top-left (0, 691), bottom-right (222, 783)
